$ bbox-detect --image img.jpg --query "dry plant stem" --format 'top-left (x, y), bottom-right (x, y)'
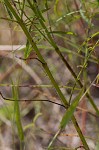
top-left (74, 0), bottom-right (85, 33)
top-left (0, 83), bottom-right (80, 90)
top-left (37, 127), bottom-right (98, 142)
top-left (0, 90), bottom-right (98, 118)
top-left (81, 100), bottom-right (87, 134)
top-left (4, 1), bottom-right (90, 149)
top-left (0, 91), bottom-right (66, 109)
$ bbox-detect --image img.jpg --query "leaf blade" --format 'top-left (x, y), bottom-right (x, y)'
top-left (60, 88), bottom-right (84, 129)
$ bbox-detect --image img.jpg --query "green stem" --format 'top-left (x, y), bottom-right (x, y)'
top-left (72, 116), bottom-right (89, 150)
top-left (12, 85), bottom-right (24, 150)
top-left (26, 0), bottom-right (99, 116)
top-left (4, 1), bottom-right (90, 149)
top-left (4, 0), bottom-right (68, 106)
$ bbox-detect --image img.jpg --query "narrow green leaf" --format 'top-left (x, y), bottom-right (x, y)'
top-left (60, 88), bottom-right (84, 129)
top-left (24, 40), bottom-right (32, 58)
top-left (49, 31), bottom-right (76, 35)
top-left (12, 82), bottom-right (24, 142)
top-left (4, 3), bottom-right (13, 19)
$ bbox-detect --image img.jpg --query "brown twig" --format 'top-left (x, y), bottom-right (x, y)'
top-left (0, 91), bottom-right (66, 109)
top-left (15, 55), bottom-right (45, 64)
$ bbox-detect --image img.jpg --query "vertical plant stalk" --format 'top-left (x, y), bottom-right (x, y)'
top-left (47, 128), bottom-right (61, 150)
top-left (12, 85), bottom-right (24, 150)
top-left (4, 1), bottom-right (89, 149)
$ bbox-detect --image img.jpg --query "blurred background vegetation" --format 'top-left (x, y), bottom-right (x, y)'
top-left (0, 0), bottom-right (99, 150)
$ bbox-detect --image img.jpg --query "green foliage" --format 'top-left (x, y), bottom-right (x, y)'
top-left (60, 88), bottom-right (84, 129)
top-left (0, 0), bottom-right (99, 149)
top-left (12, 82), bottom-right (24, 148)
top-left (0, 103), bottom-right (14, 122)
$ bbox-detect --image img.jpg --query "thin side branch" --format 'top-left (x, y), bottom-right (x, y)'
top-left (0, 91), bottom-right (66, 109)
